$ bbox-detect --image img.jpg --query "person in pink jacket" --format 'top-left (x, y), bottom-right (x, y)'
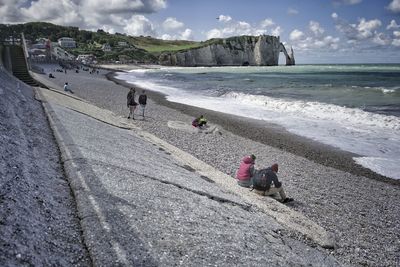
top-left (236, 154), bottom-right (256, 187)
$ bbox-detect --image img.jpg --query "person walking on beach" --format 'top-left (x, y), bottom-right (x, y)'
top-left (138, 90), bottom-right (147, 119)
top-left (252, 163), bottom-right (293, 203)
top-left (127, 88), bottom-right (138, 119)
top-left (63, 82), bottom-right (74, 94)
top-left (236, 154), bottom-right (256, 187)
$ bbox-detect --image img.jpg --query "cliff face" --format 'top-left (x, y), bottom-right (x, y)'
top-left (159, 35), bottom-right (295, 66)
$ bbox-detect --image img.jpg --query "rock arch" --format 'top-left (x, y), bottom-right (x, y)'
top-left (279, 43), bottom-right (295, 65)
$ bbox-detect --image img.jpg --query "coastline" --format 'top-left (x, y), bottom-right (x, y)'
top-left (106, 70), bottom-right (397, 185)
top-left (32, 64), bottom-right (400, 266)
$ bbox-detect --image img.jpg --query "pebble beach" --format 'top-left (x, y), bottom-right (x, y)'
top-left (35, 64), bottom-right (400, 267)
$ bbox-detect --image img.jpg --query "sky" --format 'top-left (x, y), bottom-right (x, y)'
top-left (1, 0), bottom-right (400, 63)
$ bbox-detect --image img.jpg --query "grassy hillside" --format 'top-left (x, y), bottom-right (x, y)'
top-left (129, 36), bottom-right (203, 53)
top-left (0, 22), bottom-right (267, 63)
top-left (0, 22), bottom-right (206, 62)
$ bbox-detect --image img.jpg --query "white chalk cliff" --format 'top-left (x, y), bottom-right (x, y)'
top-left (159, 35), bottom-right (295, 66)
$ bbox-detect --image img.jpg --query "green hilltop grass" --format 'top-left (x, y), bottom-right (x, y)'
top-left (129, 36), bottom-right (203, 53)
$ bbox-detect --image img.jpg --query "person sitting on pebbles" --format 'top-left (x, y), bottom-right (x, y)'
top-left (236, 154), bottom-right (256, 188)
top-left (252, 163), bottom-right (294, 203)
top-left (192, 115), bottom-right (208, 128)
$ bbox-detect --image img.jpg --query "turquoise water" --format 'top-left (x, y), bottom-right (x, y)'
top-left (135, 64), bottom-right (400, 116)
top-left (117, 64), bottom-right (400, 179)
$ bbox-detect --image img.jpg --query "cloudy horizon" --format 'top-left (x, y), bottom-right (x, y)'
top-left (1, 0), bottom-right (400, 63)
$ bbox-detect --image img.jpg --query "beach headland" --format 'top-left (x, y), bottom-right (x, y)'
top-left (32, 63), bottom-right (400, 266)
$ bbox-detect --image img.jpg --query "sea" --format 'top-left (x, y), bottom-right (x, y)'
top-left (116, 64), bottom-right (400, 180)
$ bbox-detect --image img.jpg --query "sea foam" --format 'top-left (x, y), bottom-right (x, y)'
top-left (116, 70), bottom-right (400, 180)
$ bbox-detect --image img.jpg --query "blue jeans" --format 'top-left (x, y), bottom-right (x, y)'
top-left (237, 177), bottom-right (252, 188)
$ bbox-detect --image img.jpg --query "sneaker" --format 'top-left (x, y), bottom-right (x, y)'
top-left (282, 198), bottom-right (294, 203)
top-left (127, 116), bottom-right (130, 119)
top-left (132, 117), bottom-right (135, 120)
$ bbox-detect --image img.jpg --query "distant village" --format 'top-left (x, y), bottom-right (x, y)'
top-left (4, 35), bottom-right (131, 65)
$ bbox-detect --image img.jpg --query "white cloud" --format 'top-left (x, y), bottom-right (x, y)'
top-left (287, 8), bottom-right (299, 15)
top-left (81, 0), bottom-right (166, 15)
top-left (217, 15), bottom-right (232, 23)
top-left (205, 16), bottom-right (284, 39)
top-left (387, 0), bottom-right (400, 13)
top-left (206, 29), bottom-right (223, 39)
top-left (392, 38), bottom-right (400, 46)
top-left (180, 29), bottom-right (193, 40)
top-left (333, 14), bottom-right (382, 41)
top-left (160, 28), bottom-right (193, 40)
top-left (123, 15), bottom-right (155, 36)
top-left (271, 26), bottom-right (283, 37)
top-left (372, 32), bottom-right (391, 45)
top-left (393, 31), bottom-right (400, 38)
top-left (309, 21), bottom-right (325, 36)
top-left (0, 0), bottom-right (167, 34)
top-left (19, 0), bottom-right (81, 25)
top-left (290, 29), bottom-right (304, 41)
top-left (221, 21), bottom-right (252, 36)
top-left (162, 17), bottom-right (184, 31)
top-left (160, 34), bottom-right (170, 40)
top-left (238, 21), bottom-right (251, 30)
top-left (387, 20), bottom-right (400, 30)
top-left (291, 33), bottom-right (340, 51)
top-left (159, 17), bottom-right (194, 41)
top-left (357, 18), bottom-right (382, 39)
top-left (287, 19), bottom-right (342, 52)
top-left (260, 18), bottom-right (274, 28)
top-left (331, 13), bottom-right (399, 48)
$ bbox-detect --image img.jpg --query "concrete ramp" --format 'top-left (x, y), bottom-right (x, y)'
top-left (34, 86), bottom-right (338, 265)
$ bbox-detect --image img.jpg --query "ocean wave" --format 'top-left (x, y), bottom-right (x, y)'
top-left (222, 92), bottom-right (400, 130)
top-left (382, 88), bottom-right (396, 94)
top-left (361, 86), bottom-right (399, 94)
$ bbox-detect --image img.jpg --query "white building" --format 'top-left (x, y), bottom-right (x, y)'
top-left (58, 37), bottom-right (76, 48)
top-left (117, 41), bottom-right (129, 47)
top-left (102, 43), bottom-right (112, 52)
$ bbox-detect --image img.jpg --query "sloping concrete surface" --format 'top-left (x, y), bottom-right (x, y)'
top-left (36, 87), bottom-right (340, 266)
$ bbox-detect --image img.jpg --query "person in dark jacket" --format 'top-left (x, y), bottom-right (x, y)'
top-left (127, 88), bottom-right (138, 119)
top-left (252, 163), bottom-right (293, 203)
top-left (138, 90), bottom-right (147, 119)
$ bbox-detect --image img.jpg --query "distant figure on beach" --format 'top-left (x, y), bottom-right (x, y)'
top-left (252, 163), bottom-right (293, 203)
top-left (236, 154), bottom-right (256, 187)
top-left (127, 88), bottom-right (138, 119)
top-left (63, 82), bottom-right (74, 94)
top-left (138, 90), bottom-right (147, 119)
top-left (192, 115), bottom-right (207, 128)
top-left (48, 73), bottom-right (55, 78)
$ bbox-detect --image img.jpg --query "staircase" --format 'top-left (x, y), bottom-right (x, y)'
top-left (9, 45), bottom-right (44, 87)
